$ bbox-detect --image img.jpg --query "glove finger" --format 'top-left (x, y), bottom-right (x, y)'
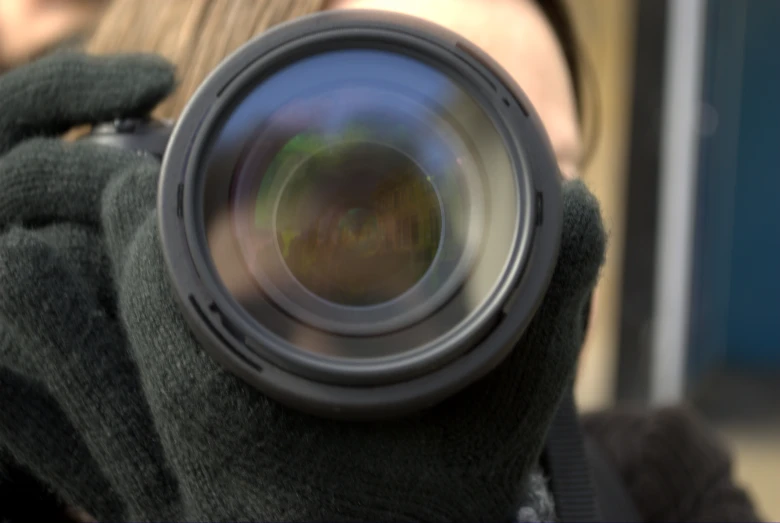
top-left (513, 180), bottom-right (606, 363)
top-left (0, 52), bottom-right (175, 155)
top-left (0, 224), bottom-right (112, 370)
top-left (0, 368), bottom-right (125, 520)
top-left (438, 180), bottom-right (607, 469)
top-left (31, 224), bottom-right (116, 316)
top-left (114, 213), bottom-right (286, 517)
top-left (99, 155), bottom-right (160, 271)
top-left (0, 226), bottom-right (181, 520)
top-left (507, 180), bottom-right (606, 383)
top-left (0, 138), bottom-right (159, 230)
top-left (100, 164), bottom-right (264, 516)
top-left (544, 180), bottom-right (607, 309)
top-left (513, 179), bottom-right (605, 373)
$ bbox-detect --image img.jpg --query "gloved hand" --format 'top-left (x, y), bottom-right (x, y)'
top-left (0, 52), bottom-right (606, 522)
top-left (0, 51), bottom-right (179, 521)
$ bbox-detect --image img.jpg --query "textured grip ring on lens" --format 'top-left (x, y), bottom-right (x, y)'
top-left (158, 9), bottom-right (562, 419)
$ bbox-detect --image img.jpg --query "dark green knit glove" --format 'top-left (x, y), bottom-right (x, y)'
top-left (0, 52), bottom-right (606, 522)
top-left (0, 52), bottom-right (178, 520)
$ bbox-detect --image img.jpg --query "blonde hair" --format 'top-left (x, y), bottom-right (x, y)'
top-left (86, 0), bottom-right (328, 119)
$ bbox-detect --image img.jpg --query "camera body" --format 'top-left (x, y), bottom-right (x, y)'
top-left (87, 118), bottom-right (172, 158)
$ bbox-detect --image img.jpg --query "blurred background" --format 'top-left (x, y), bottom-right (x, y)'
top-left (1, 0), bottom-right (778, 519)
top-left (569, 0), bottom-right (780, 519)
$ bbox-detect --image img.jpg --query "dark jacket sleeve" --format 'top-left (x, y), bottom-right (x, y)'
top-left (582, 405), bottom-right (761, 522)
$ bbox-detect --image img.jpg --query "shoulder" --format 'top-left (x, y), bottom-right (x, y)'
top-left (582, 405), bottom-right (761, 522)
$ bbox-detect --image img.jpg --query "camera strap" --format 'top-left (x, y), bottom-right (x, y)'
top-left (543, 388), bottom-right (641, 522)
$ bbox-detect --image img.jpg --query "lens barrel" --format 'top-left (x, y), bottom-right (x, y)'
top-left (158, 9), bottom-right (562, 419)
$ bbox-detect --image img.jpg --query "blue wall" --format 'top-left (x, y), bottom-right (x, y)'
top-left (689, 0), bottom-right (780, 377)
top-left (724, 0), bottom-right (780, 366)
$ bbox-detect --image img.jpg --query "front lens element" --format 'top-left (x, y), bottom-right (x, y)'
top-left (201, 46), bottom-right (521, 344)
top-left (219, 49), bottom-right (485, 336)
top-left (273, 141), bottom-right (442, 306)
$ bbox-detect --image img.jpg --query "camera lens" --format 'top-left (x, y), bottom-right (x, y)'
top-left (158, 10), bottom-right (562, 418)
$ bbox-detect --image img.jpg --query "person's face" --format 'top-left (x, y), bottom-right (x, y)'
top-left (0, 0), bottom-right (102, 68)
top-left (329, 0), bottom-right (582, 180)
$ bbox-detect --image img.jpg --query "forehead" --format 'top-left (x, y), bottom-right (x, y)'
top-left (329, 0), bottom-right (582, 177)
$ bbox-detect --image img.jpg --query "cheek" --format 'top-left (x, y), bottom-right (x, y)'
top-left (486, 25), bottom-right (582, 178)
top-left (554, 161), bottom-right (579, 181)
top-left (519, 88), bottom-right (582, 179)
top-left (528, 96), bottom-right (581, 179)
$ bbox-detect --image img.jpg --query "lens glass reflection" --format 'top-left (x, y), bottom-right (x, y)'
top-left (270, 141), bottom-right (441, 306)
top-left (203, 47), bottom-right (506, 339)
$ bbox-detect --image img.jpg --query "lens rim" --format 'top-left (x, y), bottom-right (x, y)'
top-left (158, 9), bottom-right (562, 419)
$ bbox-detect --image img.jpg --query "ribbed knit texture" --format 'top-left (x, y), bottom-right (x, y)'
top-left (583, 406), bottom-right (762, 522)
top-left (516, 470), bottom-right (556, 523)
top-left (0, 52), bottom-right (605, 521)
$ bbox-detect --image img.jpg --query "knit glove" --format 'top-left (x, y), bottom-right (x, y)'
top-left (0, 52), bottom-right (606, 522)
